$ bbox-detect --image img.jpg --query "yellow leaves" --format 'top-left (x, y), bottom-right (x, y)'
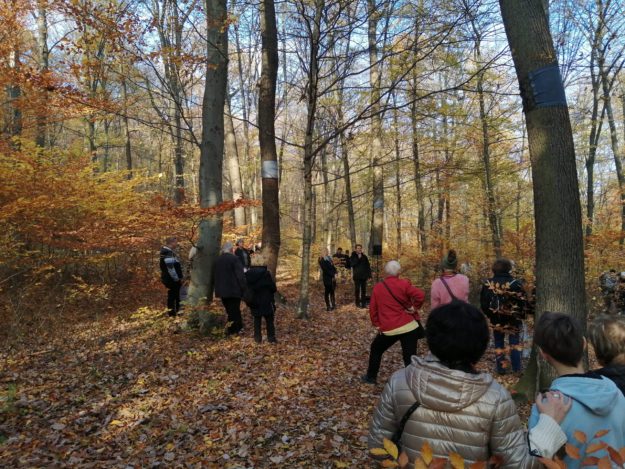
top-left (384, 438), bottom-right (399, 460)
top-left (381, 460), bottom-right (399, 468)
top-left (421, 441), bottom-right (433, 465)
top-left (109, 419), bottom-right (123, 427)
top-left (370, 448), bottom-right (388, 457)
top-left (449, 452), bottom-right (464, 469)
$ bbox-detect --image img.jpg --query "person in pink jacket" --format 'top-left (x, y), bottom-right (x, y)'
top-left (430, 249), bottom-right (469, 310)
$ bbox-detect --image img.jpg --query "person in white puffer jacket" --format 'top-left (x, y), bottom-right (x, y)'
top-left (368, 301), bottom-right (569, 468)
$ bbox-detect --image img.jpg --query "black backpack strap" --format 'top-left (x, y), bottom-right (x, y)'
top-left (381, 280), bottom-right (410, 310)
top-left (439, 276), bottom-right (458, 301)
top-left (391, 400), bottom-right (421, 446)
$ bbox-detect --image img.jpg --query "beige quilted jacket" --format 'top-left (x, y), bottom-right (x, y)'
top-left (368, 354), bottom-right (542, 468)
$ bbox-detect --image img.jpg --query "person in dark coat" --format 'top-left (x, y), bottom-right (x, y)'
top-left (319, 249), bottom-right (337, 311)
top-left (350, 244), bottom-right (372, 308)
top-left (214, 241), bottom-right (246, 335)
top-left (159, 236), bottom-right (183, 317)
top-left (588, 314), bottom-right (625, 396)
top-left (480, 258), bottom-right (527, 374)
top-left (234, 238), bottom-right (251, 271)
top-left (245, 254), bottom-right (277, 343)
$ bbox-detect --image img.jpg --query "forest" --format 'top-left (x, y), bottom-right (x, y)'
top-left (1, 0), bottom-right (625, 466)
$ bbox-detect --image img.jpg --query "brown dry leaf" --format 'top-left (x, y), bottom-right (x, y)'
top-left (381, 460), bottom-right (399, 468)
top-left (573, 430), bottom-right (587, 444)
top-left (429, 457), bottom-right (448, 469)
top-left (414, 459), bottom-right (428, 469)
top-left (581, 456), bottom-right (599, 466)
top-left (565, 443), bottom-right (581, 460)
top-left (587, 442), bottom-right (608, 454)
top-left (597, 456), bottom-right (612, 469)
top-left (397, 452), bottom-right (409, 469)
top-left (594, 429), bottom-right (611, 439)
top-left (469, 461), bottom-right (487, 469)
top-left (607, 446), bottom-right (625, 466)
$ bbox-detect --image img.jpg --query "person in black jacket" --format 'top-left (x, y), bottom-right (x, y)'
top-left (480, 258), bottom-right (527, 374)
top-left (588, 314), bottom-right (625, 396)
top-left (350, 244), bottom-right (372, 308)
top-left (235, 238), bottom-right (251, 271)
top-left (245, 254), bottom-right (278, 343)
top-left (214, 242), bottom-right (246, 335)
top-left (319, 249), bottom-right (338, 311)
top-left (159, 236), bottom-right (183, 317)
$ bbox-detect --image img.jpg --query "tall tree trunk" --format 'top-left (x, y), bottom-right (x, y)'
top-left (187, 0), bottom-right (228, 306)
top-left (341, 132), bottom-right (357, 249)
top-left (499, 0), bottom-right (586, 393)
top-left (296, 0), bottom-right (322, 320)
top-left (321, 146), bottom-right (332, 251)
top-left (258, 0), bottom-right (280, 277)
top-left (8, 47), bottom-right (22, 142)
top-left (121, 72), bottom-right (133, 178)
top-left (35, 0), bottom-right (48, 148)
top-left (225, 96), bottom-right (246, 227)
top-left (368, 0), bottom-right (384, 257)
top-left (411, 98), bottom-right (427, 252)
top-left (393, 106), bottom-right (402, 258)
top-left (599, 64), bottom-right (625, 245)
top-left (234, 21), bottom-right (256, 225)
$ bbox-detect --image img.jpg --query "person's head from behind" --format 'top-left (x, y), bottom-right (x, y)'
top-left (320, 247), bottom-right (330, 258)
top-left (492, 258), bottom-right (512, 275)
top-left (441, 249), bottom-right (458, 272)
top-left (165, 236), bottom-right (178, 249)
top-left (588, 315), bottom-right (625, 367)
top-left (336, 247), bottom-right (343, 254)
top-left (534, 312), bottom-right (584, 368)
top-left (222, 241), bottom-right (234, 254)
top-left (384, 260), bottom-right (401, 277)
top-left (426, 302), bottom-right (489, 373)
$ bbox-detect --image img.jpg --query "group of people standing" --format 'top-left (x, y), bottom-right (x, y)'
top-left (361, 249), bottom-right (528, 384)
top-left (363, 250), bottom-right (625, 467)
top-left (159, 237), bottom-right (277, 343)
top-left (318, 244), bottom-right (373, 311)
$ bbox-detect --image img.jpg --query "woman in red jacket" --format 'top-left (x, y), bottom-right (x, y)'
top-left (361, 260), bottom-right (425, 384)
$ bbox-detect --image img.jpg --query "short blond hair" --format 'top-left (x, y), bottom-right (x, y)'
top-left (588, 315), bottom-right (625, 366)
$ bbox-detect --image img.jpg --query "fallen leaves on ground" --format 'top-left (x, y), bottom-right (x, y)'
top-left (0, 282), bottom-right (526, 467)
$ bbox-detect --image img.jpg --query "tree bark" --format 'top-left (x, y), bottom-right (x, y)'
top-left (35, 0), bottom-right (48, 148)
top-left (187, 0), bottom-right (228, 306)
top-left (393, 105), bottom-right (402, 258)
top-left (121, 71), bottom-right (133, 178)
top-left (258, 0), bottom-right (280, 277)
top-left (499, 0), bottom-right (586, 392)
top-left (296, 0), bottom-right (323, 320)
top-left (410, 97), bottom-right (427, 252)
top-left (368, 0), bottom-right (384, 257)
top-left (225, 96), bottom-right (246, 227)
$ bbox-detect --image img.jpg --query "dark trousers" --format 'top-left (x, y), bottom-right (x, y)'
top-left (324, 283), bottom-right (336, 309)
top-left (493, 330), bottom-right (521, 373)
top-left (165, 282), bottom-right (181, 316)
top-left (366, 328), bottom-right (420, 381)
top-left (253, 314), bottom-right (276, 343)
top-left (222, 297), bottom-right (243, 335)
top-left (354, 279), bottom-right (367, 306)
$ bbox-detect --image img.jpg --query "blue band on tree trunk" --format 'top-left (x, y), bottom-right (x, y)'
top-left (528, 64), bottom-right (567, 108)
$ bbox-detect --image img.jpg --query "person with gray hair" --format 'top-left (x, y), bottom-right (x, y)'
top-left (214, 241), bottom-right (246, 335)
top-left (361, 260), bottom-right (425, 384)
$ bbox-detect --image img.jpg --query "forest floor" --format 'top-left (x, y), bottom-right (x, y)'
top-left (0, 280), bottom-right (527, 468)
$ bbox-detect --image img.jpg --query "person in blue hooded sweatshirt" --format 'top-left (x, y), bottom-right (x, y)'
top-left (528, 312), bottom-right (625, 467)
